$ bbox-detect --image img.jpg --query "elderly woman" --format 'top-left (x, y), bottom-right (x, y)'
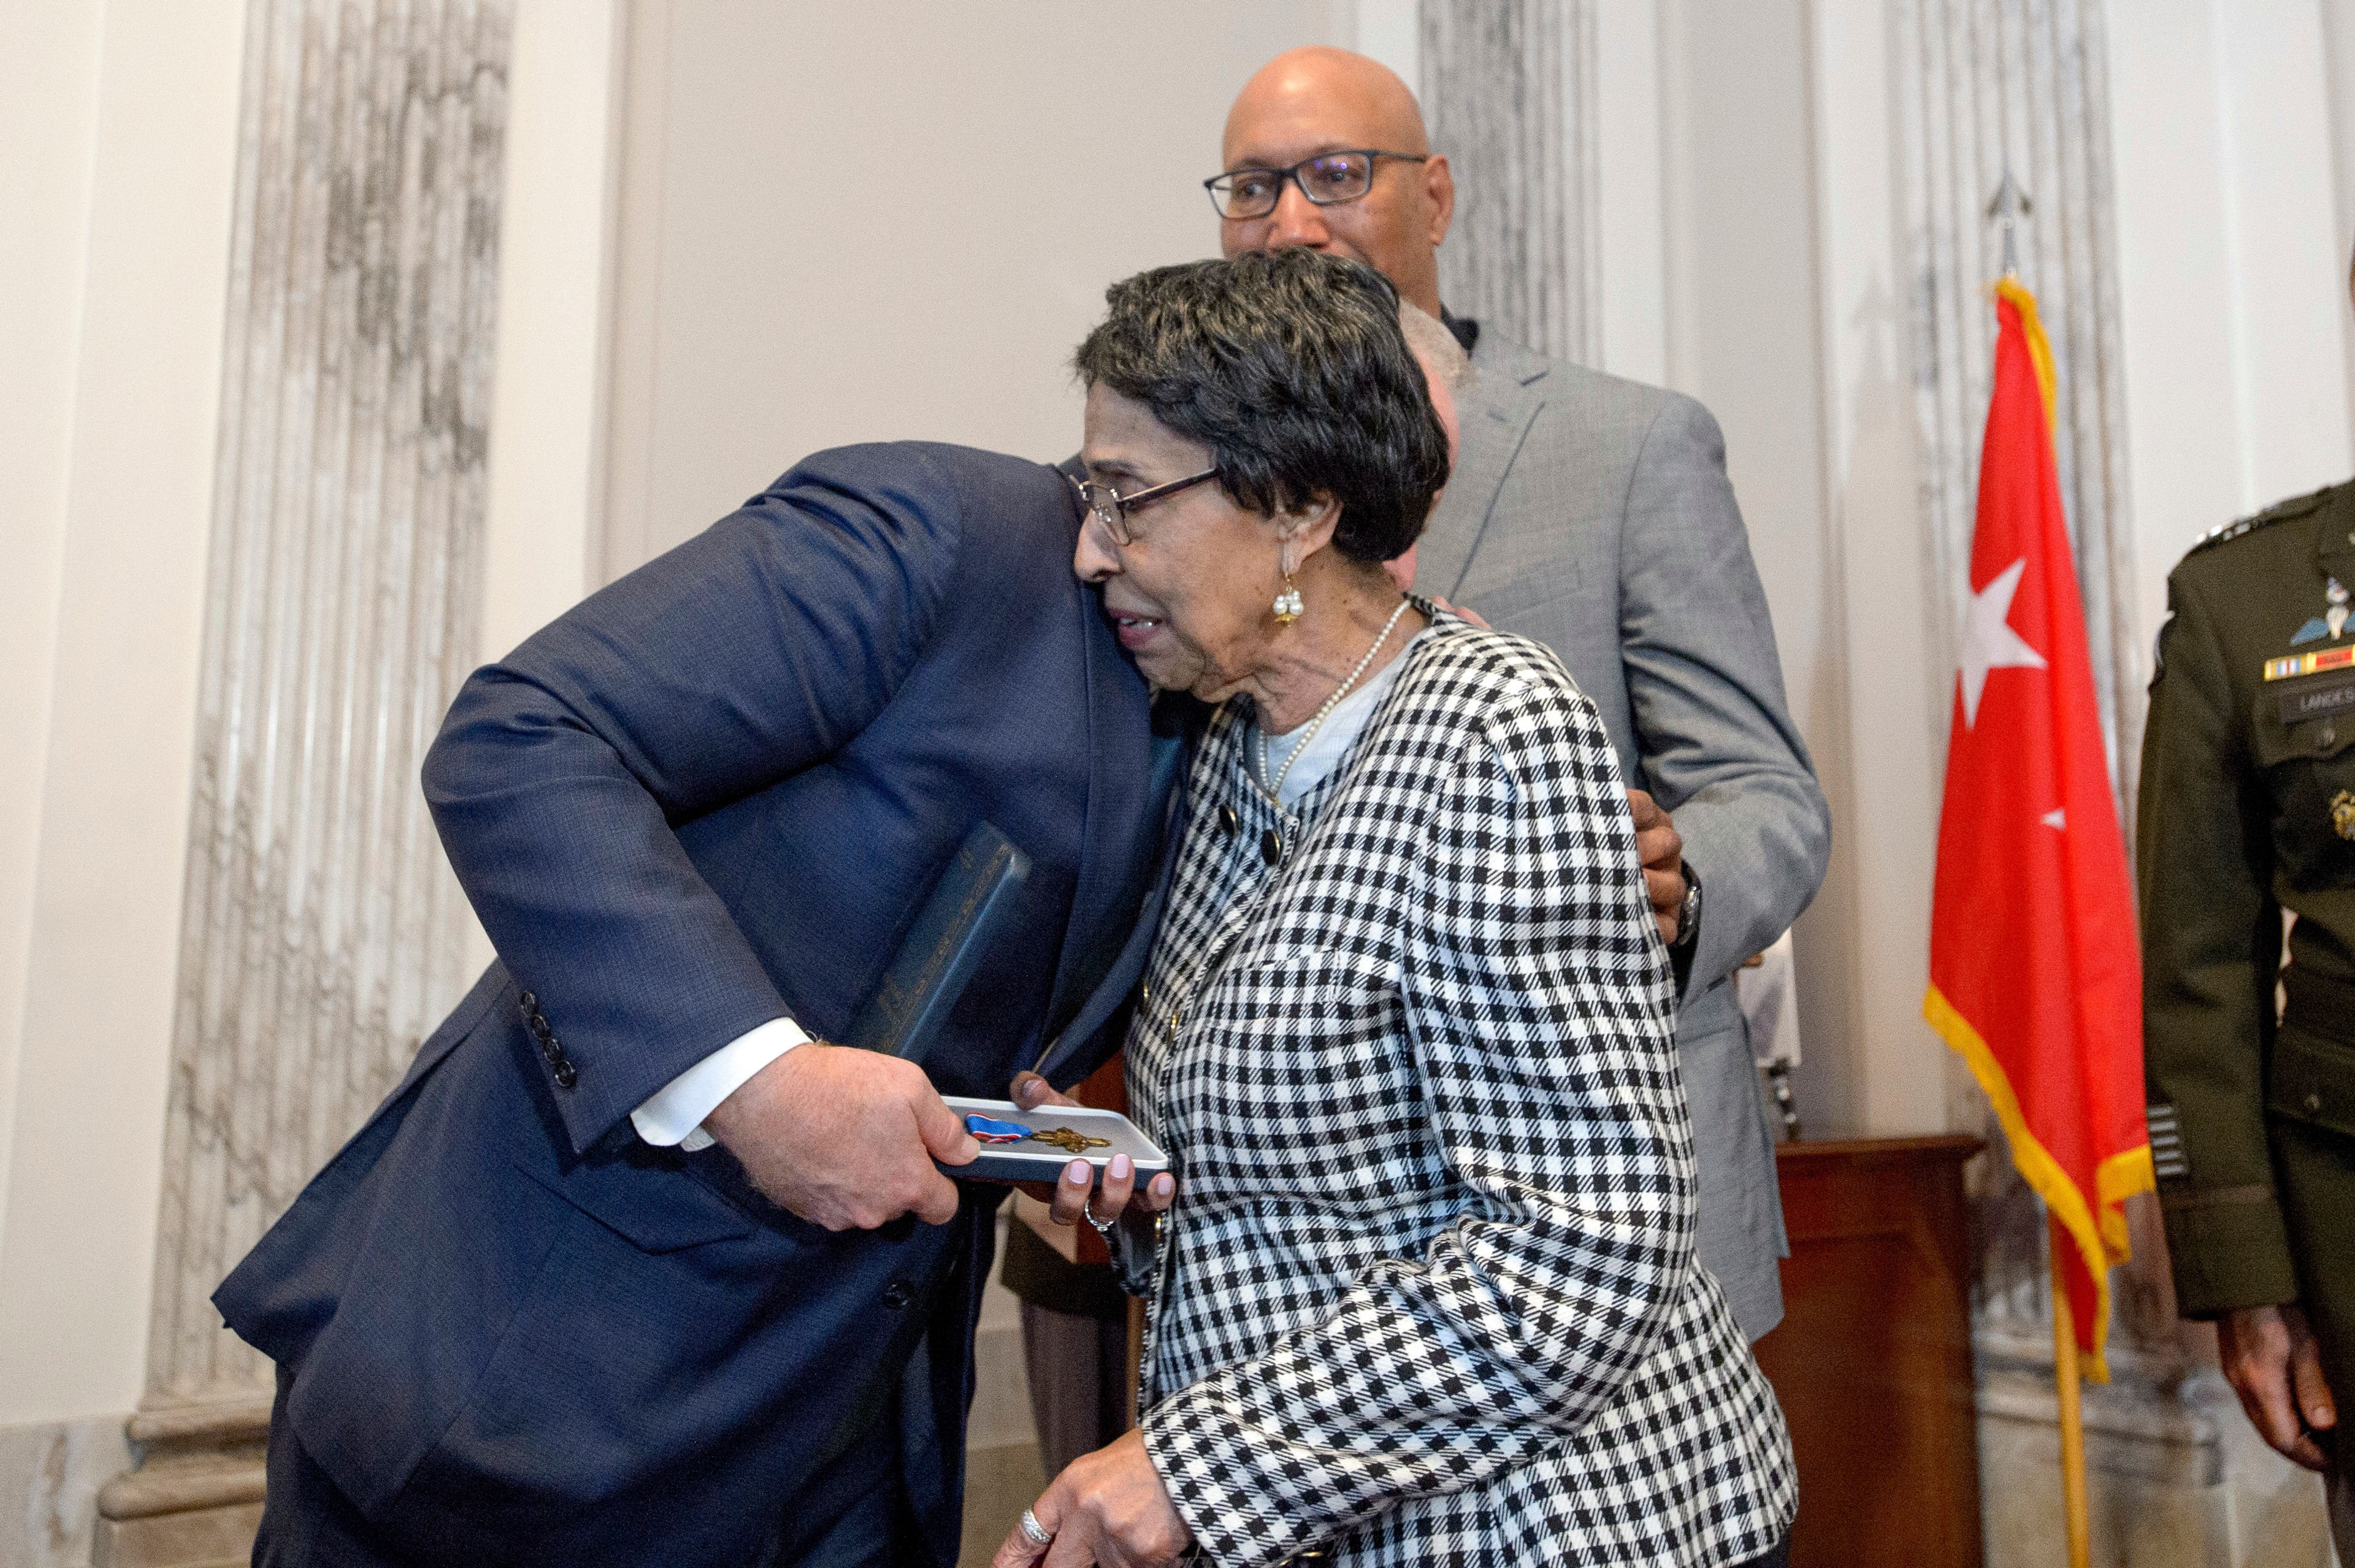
top-left (995, 248), bottom-right (1796, 1568)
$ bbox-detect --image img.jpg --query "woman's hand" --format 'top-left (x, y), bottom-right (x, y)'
top-left (1005, 1072), bottom-right (1176, 1228)
top-left (991, 1428), bottom-right (1193, 1568)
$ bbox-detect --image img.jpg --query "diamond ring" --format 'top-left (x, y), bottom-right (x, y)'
top-left (1081, 1197), bottom-right (1119, 1237)
top-left (1019, 1507), bottom-right (1054, 1547)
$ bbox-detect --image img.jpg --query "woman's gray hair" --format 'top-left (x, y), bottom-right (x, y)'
top-left (1398, 300), bottom-right (1471, 389)
top-left (1073, 250), bottom-right (1451, 563)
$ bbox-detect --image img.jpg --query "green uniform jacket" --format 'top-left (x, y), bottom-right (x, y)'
top-left (2140, 478), bottom-right (2355, 1402)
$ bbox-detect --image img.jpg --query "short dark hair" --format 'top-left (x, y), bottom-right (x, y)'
top-left (1073, 250), bottom-right (1450, 563)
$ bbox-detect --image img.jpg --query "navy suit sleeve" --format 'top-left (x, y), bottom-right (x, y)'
top-left (422, 445), bottom-right (967, 1151)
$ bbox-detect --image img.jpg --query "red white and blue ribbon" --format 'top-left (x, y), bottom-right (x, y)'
top-left (966, 1114), bottom-right (1031, 1144)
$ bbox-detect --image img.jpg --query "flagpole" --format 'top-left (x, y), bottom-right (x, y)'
top-left (2048, 1228), bottom-right (2091, 1568)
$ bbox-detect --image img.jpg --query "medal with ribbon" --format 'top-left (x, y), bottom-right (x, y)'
top-left (964, 1114), bottom-right (1112, 1153)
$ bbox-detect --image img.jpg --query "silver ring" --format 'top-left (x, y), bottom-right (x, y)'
top-left (1019, 1507), bottom-right (1054, 1547)
top-left (1081, 1197), bottom-right (1119, 1237)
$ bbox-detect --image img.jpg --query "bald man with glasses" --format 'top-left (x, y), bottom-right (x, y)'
top-left (1211, 47), bottom-right (1830, 1345)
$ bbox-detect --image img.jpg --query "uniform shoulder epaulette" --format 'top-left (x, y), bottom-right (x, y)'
top-left (2184, 483), bottom-right (2338, 558)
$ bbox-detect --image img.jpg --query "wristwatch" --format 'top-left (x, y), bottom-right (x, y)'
top-left (1667, 863), bottom-right (1701, 995)
top-left (1669, 863), bottom-right (1702, 954)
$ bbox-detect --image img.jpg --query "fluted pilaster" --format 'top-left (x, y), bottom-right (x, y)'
top-left (1895, 0), bottom-right (2140, 830)
top-left (101, 9), bottom-right (506, 1556)
top-left (139, 0), bottom-right (507, 1431)
top-left (1419, 0), bottom-right (1599, 365)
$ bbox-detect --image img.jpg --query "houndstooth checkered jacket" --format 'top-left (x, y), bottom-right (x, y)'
top-left (1125, 608), bottom-right (1796, 1567)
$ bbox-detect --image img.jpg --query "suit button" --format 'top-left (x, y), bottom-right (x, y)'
top-left (1219, 803), bottom-right (1239, 837)
top-left (536, 1034), bottom-right (575, 1087)
top-left (882, 1281), bottom-right (915, 1309)
top-left (518, 990), bottom-right (537, 1013)
top-left (1260, 828), bottom-right (1282, 866)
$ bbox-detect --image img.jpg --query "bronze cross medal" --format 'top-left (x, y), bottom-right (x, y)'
top-left (1024, 1126), bottom-right (1111, 1154)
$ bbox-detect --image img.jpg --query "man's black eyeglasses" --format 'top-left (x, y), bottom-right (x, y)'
top-left (1203, 150), bottom-right (1430, 221)
top-left (1070, 467), bottom-right (1220, 547)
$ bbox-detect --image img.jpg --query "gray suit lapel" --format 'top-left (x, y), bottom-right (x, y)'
top-left (1415, 338), bottom-right (1550, 601)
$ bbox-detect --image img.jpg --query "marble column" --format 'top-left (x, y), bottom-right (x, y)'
top-left (1893, 0), bottom-right (2141, 821)
top-left (1419, 0), bottom-right (1600, 365)
top-left (1893, 3), bottom-right (2332, 1562)
top-left (93, 2), bottom-right (508, 1564)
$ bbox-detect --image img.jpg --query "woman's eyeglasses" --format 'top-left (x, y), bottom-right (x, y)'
top-left (1070, 467), bottom-right (1220, 546)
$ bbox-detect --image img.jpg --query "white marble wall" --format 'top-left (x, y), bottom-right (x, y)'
top-left (1976, 1340), bottom-right (2338, 1567)
top-left (143, 0), bottom-right (508, 1411)
top-left (0, 1420), bottom-right (131, 1568)
top-left (1419, 0), bottom-right (1599, 365)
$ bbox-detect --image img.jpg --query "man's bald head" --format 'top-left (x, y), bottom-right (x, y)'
top-left (1223, 47), bottom-right (1430, 164)
top-left (1217, 47), bottom-right (1454, 316)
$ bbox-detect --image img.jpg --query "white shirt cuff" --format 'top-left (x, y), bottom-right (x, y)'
top-left (630, 1015), bottom-right (810, 1152)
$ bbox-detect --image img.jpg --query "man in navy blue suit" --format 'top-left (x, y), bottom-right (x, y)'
top-left (217, 441), bottom-right (1177, 1567)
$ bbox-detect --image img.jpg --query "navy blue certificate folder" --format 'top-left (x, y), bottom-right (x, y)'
top-left (841, 821), bottom-right (1032, 1067)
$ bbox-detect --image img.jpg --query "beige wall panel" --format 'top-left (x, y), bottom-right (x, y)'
top-left (0, 0), bottom-right (248, 1425)
top-left (601, 0), bottom-right (1348, 578)
top-left (1660, 0), bottom-right (1893, 1136)
top-left (2111, 0), bottom-right (2354, 637)
top-left (0, 0), bottom-right (108, 1280)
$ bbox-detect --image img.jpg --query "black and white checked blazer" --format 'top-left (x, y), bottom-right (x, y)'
top-left (1125, 608), bottom-right (1796, 1567)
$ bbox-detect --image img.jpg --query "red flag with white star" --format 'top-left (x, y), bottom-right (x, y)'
top-left (1924, 280), bottom-right (2151, 1380)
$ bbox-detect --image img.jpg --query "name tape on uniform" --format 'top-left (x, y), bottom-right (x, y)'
top-left (2278, 672), bottom-right (2355, 725)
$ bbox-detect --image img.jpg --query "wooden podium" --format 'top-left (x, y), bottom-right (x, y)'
top-left (1751, 1134), bottom-right (1986, 1568)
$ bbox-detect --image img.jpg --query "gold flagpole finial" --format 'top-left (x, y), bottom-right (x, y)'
top-left (1986, 166), bottom-right (2035, 281)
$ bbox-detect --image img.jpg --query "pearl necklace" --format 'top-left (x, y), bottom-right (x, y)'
top-left (1157, 594), bottom-right (1415, 1037)
top-left (1255, 597), bottom-right (1414, 808)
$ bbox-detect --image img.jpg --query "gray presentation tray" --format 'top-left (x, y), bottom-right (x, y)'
top-left (941, 1096), bottom-right (1171, 1184)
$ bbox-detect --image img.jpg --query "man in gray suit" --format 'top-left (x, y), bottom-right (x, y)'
top-left (1212, 46), bottom-right (1831, 1339)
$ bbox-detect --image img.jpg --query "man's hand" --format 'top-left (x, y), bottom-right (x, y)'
top-left (992, 1428), bottom-right (1193, 1568)
top-left (1628, 788), bottom-right (1686, 944)
top-left (703, 1043), bottom-right (976, 1231)
top-left (2218, 1303), bottom-right (2338, 1471)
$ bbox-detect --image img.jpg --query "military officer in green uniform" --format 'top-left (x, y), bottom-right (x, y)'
top-left (2142, 473), bottom-right (2355, 1551)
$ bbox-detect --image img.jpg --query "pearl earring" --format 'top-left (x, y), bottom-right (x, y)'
top-left (1273, 575), bottom-right (1303, 625)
